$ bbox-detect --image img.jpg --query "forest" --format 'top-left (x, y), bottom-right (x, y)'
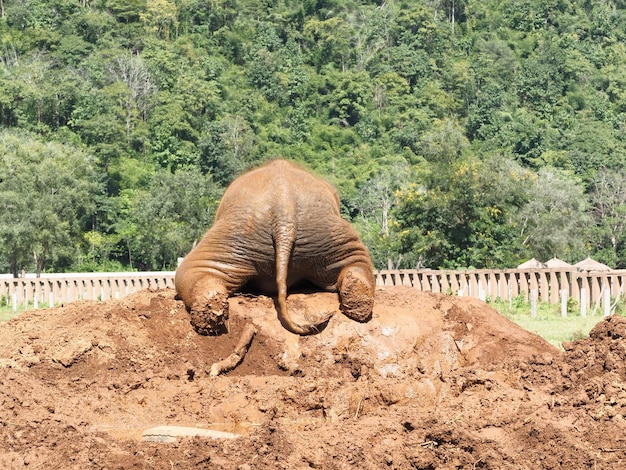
top-left (2, 0), bottom-right (626, 275)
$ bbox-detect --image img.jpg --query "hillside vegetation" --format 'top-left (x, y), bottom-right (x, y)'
top-left (2, 0), bottom-right (626, 274)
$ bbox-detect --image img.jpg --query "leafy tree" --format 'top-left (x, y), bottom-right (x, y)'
top-left (0, 131), bottom-right (102, 276)
top-left (516, 167), bottom-right (591, 262)
top-left (416, 117), bottom-right (470, 164)
top-left (198, 114), bottom-right (256, 184)
top-left (587, 168), bottom-right (626, 267)
top-left (323, 70), bottom-right (373, 126)
top-left (176, 0), bottom-right (238, 35)
top-left (149, 105), bottom-right (198, 169)
top-left (373, 44), bottom-right (432, 88)
top-left (69, 87), bottom-right (127, 191)
top-left (105, 0), bottom-right (146, 24)
top-left (560, 111), bottom-right (626, 182)
top-left (517, 39), bottom-right (569, 117)
top-left (105, 51), bottom-right (157, 145)
top-left (117, 168), bottom-right (221, 270)
top-left (70, 8), bottom-right (118, 45)
top-left (345, 3), bottom-right (394, 71)
top-left (54, 34), bottom-right (92, 66)
top-left (393, 157), bottom-right (531, 269)
top-left (355, 159), bottom-right (410, 269)
top-left (140, 0), bottom-right (178, 40)
top-left (303, 16), bottom-right (352, 70)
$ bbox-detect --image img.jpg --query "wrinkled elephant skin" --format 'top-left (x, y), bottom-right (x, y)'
top-left (175, 159), bottom-right (375, 335)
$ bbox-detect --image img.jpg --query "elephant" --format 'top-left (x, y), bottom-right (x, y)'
top-left (175, 159), bottom-right (375, 336)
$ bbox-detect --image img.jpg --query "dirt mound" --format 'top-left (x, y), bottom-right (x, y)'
top-left (1, 286), bottom-right (625, 468)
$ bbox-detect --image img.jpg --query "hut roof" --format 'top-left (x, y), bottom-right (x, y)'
top-left (544, 257), bottom-right (572, 268)
top-left (574, 257), bottom-right (612, 272)
top-left (517, 258), bottom-right (545, 269)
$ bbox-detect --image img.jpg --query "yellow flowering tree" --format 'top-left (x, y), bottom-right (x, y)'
top-left (393, 156), bottom-right (532, 269)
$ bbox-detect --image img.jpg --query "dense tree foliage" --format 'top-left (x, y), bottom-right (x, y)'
top-left (2, 0), bottom-right (626, 273)
top-left (0, 130), bottom-right (102, 275)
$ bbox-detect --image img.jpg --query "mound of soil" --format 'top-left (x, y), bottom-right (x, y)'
top-left (1, 286), bottom-right (626, 468)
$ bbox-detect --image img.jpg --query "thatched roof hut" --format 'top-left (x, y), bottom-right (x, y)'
top-left (517, 258), bottom-right (545, 269)
top-left (544, 257), bottom-right (572, 268)
top-left (574, 257), bottom-right (612, 272)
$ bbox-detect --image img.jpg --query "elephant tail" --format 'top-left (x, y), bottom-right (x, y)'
top-left (273, 219), bottom-right (331, 336)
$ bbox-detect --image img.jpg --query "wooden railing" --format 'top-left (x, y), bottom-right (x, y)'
top-left (2, 268), bottom-right (624, 316)
top-left (375, 268), bottom-right (626, 316)
top-left (0, 272), bottom-right (175, 310)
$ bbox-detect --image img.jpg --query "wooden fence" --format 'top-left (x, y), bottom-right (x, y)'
top-left (2, 268), bottom-right (624, 316)
top-left (0, 272), bottom-right (175, 311)
top-left (375, 268), bottom-right (626, 316)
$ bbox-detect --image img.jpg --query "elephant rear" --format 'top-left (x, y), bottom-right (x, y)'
top-left (175, 159), bottom-right (374, 336)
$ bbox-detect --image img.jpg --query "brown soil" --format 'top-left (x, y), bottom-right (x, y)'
top-left (1, 285), bottom-right (625, 469)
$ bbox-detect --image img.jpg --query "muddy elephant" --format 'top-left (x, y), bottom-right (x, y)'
top-left (175, 159), bottom-right (375, 335)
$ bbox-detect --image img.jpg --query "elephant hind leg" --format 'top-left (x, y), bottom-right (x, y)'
top-left (338, 265), bottom-right (375, 323)
top-left (183, 275), bottom-right (231, 336)
top-left (190, 289), bottom-right (229, 335)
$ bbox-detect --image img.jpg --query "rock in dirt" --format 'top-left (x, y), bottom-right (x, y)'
top-left (142, 426), bottom-right (241, 443)
top-left (50, 339), bottom-right (94, 367)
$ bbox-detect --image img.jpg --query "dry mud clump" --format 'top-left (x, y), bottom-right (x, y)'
top-left (1, 286), bottom-right (626, 469)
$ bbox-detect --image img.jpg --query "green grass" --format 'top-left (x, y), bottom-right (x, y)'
top-left (1, 311), bottom-right (18, 322)
top-left (1, 308), bottom-right (21, 322)
top-left (0, 299), bottom-right (51, 322)
top-left (488, 296), bottom-right (619, 349)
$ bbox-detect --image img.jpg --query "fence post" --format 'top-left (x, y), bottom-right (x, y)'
top-left (458, 272), bottom-right (468, 297)
top-left (604, 288), bottom-right (611, 317)
top-left (538, 271), bottom-right (549, 302)
top-left (530, 289), bottom-right (537, 317)
top-left (561, 289), bottom-right (567, 317)
top-left (580, 288), bottom-right (587, 317)
top-left (439, 271), bottom-right (450, 294)
top-left (519, 272), bottom-right (530, 301)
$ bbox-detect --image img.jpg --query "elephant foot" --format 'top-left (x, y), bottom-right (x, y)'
top-left (275, 296), bottom-right (333, 335)
top-left (190, 291), bottom-right (230, 336)
top-left (339, 267), bottom-right (375, 323)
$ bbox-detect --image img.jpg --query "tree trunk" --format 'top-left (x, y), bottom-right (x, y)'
top-left (34, 251), bottom-right (43, 278)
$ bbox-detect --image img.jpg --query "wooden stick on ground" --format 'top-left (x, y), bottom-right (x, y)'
top-left (209, 323), bottom-right (257, 377)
